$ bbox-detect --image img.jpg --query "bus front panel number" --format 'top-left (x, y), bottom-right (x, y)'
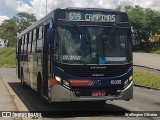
top-left (69, 12), bottom-right (81, 21)
top-left (110, 80), bottom-right (122, 85)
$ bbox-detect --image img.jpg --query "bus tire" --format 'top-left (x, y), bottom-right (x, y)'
top-left (20, 68), bottom-right (27, 89)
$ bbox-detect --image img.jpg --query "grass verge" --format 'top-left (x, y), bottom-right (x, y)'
top-left (134, 68), bottom-right (160, 89)
top-left (0, 47), bottom-right (16, 68)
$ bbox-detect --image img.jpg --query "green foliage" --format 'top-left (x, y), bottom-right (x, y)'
top-left (0, 19), bottom-right (17, 46)
top-left (0, 47), bottom-right (16, 68)
top-left (118, 5), bottom-right (160, 44)
top-left (0, 12), bottom-right (37, 47)
top-left (134, 68), bottom-right (160, 89)
top-left (15, 12), bottom-right (37, 32)
top-left (133, 41), bottom-right (160, 54)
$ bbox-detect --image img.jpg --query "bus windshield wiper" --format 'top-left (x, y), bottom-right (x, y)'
top-left (102, 23), bottom-right (116, 56)
top-left (73, 23), bottom-right (92, 64)
top-left (103, 23), bottom-right (117, 46)
top-left (73, 23), bottom-right (90, 44)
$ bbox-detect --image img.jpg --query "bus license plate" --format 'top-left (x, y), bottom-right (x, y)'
top-left (92, 91), bottom-right (106, 96)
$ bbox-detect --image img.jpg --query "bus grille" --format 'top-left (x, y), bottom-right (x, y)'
top-left (57, 63), bottom-right (132, 77)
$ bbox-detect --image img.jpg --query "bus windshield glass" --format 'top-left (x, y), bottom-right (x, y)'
top-left (54, 25), bottom-right (132, 64)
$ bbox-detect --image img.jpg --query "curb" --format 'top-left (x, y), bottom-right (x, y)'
top-left (134, 85), bottom-right (160, 91)
top-left (1, 76), bottom-right (42, 120)
top-left (133, 65), bottom-right (160, 71)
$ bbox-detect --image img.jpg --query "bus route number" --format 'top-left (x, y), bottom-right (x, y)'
top-left (69, 12), bottom-right (81, 21)
top-left (111, 80), bottom-right (122, 85)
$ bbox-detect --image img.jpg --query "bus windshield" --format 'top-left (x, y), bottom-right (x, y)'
top-left (54, 25), bottom-right (132, 64)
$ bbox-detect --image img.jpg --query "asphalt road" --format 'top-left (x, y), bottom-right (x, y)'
top-left (133, 52), bottom-right (160, 70)
top-left (0, 68), bottom-right (160, 120)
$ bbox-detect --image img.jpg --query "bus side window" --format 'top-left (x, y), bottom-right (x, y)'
top-left (33, 29), bottom-right (37, 41)
top-left (24, 34), bottom-right (28, 54)
top-left (29, 31), bottom-right (33, 54)
top-left (32, 29), bottom-right (37, 53)
top-left (37, 39), bottom-right (42, 53)
top-left (36, 27), bottom-right (39, 40)
top-left (21, 36), bottom-right (25, 54)
top-left (17, 37), bottom-right (22, 53)
top-left (28, 32), bottom-right (31, 54)
top-left (36, 26), bottom-right (43, 53)
top-left (39, 26), bottom-right (43, 39)
top-left (29, 31), bottom-right (32, 43)
top-left (26, 33), bottom-right (29, 54)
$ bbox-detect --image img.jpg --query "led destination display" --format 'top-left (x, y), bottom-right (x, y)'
top-left (68, 12), bottom-right (116, 22)
top-left (58, 11), bottom-right (128, 22)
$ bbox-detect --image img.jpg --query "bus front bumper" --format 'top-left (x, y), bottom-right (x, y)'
top-left (50, 81), bottom-right (133, 102)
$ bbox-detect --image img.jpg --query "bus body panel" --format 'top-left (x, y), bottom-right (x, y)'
top-left (48, 65), bottom-right (133, 102)
top-left (49, 81), bottom-right (133, 102)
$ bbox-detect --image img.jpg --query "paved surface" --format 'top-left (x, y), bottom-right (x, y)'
top-left (0, 76), bottom-right (19, 120)
top-left (0, 77), bottom-right (18, 111)
top-left (0, 73), bottom-right (39, 120)
top-left (0, 68), bottom-right (160, 120)
top-left (133, 52), bottom-right (160, 70)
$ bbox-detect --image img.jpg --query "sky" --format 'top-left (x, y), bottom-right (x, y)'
top-left (0, 0), bottom-right (160, 24)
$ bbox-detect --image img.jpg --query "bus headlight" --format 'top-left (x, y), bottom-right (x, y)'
top-left (124, 75), bottom-right (133, 88)
top-left (55, 76), bottom-right (62, 82)
top-left (55, 76), bottom-right (70, 89)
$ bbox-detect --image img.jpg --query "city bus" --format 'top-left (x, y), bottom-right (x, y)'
top-left (16, 8), bottom-right (133, 103)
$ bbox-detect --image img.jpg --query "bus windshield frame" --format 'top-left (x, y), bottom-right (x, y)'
top-left (53, 23), bottom-right (132, 65)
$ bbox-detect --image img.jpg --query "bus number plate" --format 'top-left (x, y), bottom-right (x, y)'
top-left (92, 91), bottom-right (106, 96)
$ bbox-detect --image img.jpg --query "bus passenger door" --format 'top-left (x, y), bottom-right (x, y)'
top-left (42, 22), bottom-right (50, 98)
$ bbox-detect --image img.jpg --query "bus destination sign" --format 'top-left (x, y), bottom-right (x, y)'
top-left (66, 12), bottom-right (120, 22)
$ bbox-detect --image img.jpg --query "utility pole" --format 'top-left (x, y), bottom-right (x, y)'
top-left (46, 0), bottom-right (47, 15)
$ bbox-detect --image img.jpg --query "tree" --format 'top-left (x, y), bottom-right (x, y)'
top-left (15, 12), bottom-right (37, 33)
top-left (0, 18), bottom-right (18, 46)
top-left (118, 5), bottom-right (160, 44)
top-left (0, 12), bottom-right (37, 47)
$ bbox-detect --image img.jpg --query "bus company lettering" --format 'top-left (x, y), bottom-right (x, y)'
top-left (85, 14), bottom-right (115, 22)
top-left (63, 55), bottom-right (81, 60)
